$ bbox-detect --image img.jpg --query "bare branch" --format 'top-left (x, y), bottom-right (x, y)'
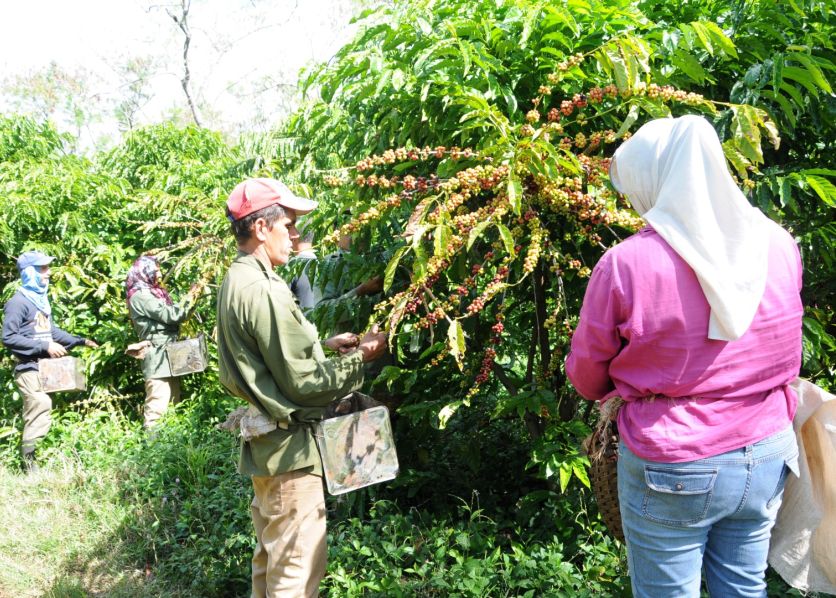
top-left (166, 0), bottom-right (201, 126)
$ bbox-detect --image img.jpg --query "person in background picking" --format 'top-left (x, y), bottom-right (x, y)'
top-left (2, 250), bottom-right (98, 473)
top-left (313, 216), bottom-right (383, 326)
top-left (289, 227), bottom-right (317, 309)
top-left (126, 255), bottom-right (199, 429)
top-left (216, 177), bottom-right (387, 597)
top-left (290, 222), bottom-right (382, 314)
top-left (566, 115), bottom-right (802, 597)
top-left (292, 218), bottom-right (394, 402)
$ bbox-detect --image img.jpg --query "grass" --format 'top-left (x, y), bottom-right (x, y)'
top-left (0, 400), bottom-right (224, 598)
top-left (0, 454), bottom-right (185, 598)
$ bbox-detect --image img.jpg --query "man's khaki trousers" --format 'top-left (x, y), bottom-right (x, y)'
top-left (250, 470), bottom-right (327, 598)
top-left (15, 370), bottom-right (52, 451)
top-left (143, 377), bottom-right (181, 428)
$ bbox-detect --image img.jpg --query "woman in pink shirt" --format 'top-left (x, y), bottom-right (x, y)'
top-left (566, 115), bottom-right (802, 597)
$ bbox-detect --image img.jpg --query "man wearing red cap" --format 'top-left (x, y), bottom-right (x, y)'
top-left (216, 178), bottom-right (387, 597)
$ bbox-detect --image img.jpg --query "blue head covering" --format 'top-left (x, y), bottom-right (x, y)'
top-left (19, 265), bottom-right (51, 315)
top-left (16, 251), bottom-right (54, 315)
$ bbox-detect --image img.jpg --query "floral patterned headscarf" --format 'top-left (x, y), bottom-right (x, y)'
top-left (125, 255), bottom-right (172, 306)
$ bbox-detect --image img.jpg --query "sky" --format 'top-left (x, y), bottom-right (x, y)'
top-left (0, 0), bottom-right (366, 148)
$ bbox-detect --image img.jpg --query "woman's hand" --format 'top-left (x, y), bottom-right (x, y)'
top-left (84, 339), bottom-right (100, 348)
top-left (186, 283), bottom-right (204, 303)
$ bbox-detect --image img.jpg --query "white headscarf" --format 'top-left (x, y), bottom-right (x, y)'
top-left (609, 115), bottom-right (775, 341)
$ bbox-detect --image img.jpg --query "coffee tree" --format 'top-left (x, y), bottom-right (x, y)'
top-left (286, 0), bottom-right (835, 491)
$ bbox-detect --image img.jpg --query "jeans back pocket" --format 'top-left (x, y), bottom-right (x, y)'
top-left (642, 467), bottom-right (717, 526)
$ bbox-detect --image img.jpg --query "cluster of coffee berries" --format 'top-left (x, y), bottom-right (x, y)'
top-left (355, 173), bottom-right (441, 191)
top-left (535, 346), bottom-right (566, 386)
top-left (451, 197), bottom-right (508, 237)
top-left (611, 209), bottom-right (644, 230)
top-left (401, 174), bottom-right (444, 192)
top-left (323, 193), bottom-right (405, 245)
top-left (435, 164), bottom-right (507, 196)
top-left (545, 254), bottom-right (585, 278)
top-left (537, 181), bottom-right (594, 216)
top-left (415, 306), bottom-right (448, 329)
top-left (428, 347), bottom-right (449, 368)
top-left (547, 53), bottom-right (585, 83)
top-left (465, 347), bottom-right (496, 398)
top-left (561, 318), bottom-right (575, 339)
top-left (375, 201), bottom-right (509, 335)
top-left (323, 174), bottom-right (349, 187)
top-left (465, 265), bottom-right (510, 316)
top-left (426, 166), bottom-right (510, 223)
top-left (522, 215), bottom-right (544, 274)
top-left (465, 312), bottom-right (507, 397)
top-left (474, 348), bottom-right (497, 385)
top-left (524, 81), bottom-right (707, 149)
top-left (414, 279), bottom-right (488, 330)
top-left (543, 86), bottom-right (618, 120)
top-left (543, 307), bottom-right (561, 329)
top-left (380, 247), bottom-right (460, 325)
top-left (528, 93), bottom-right (591, 130)
top-left (457, 164), bottom-right (509, 191)
top-left (578, 155), bottom-right (613, 185)
top-left (355, 146), bottom-right (478, 172)
top-left (636, 83), bottom-right (705, 105)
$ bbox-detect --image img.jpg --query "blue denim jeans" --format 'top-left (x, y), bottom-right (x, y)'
top-left (617, 425), bottom-right (798, 598)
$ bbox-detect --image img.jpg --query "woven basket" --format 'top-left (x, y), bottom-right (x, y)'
top-left (585, 418), bottom-right (624, 542)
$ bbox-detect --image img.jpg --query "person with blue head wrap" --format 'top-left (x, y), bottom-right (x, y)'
top-left (2, 250), bottom-right (98, 473)
top-left (18, 257), bottom-right (52, 315)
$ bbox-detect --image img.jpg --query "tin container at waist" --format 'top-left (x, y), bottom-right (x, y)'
top-left (165, 334), bottom-right (208, 377)
top-left (314, 398), bottom-right (399, 496)
top-left (38, 356), bottom-right (86, 393)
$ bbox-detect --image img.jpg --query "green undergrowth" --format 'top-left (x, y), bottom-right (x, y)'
top-left (323, 499), bottom-right (627, 597)
top-left (0, 391), bottom-right (630, 597)
top-left (0, 395), bottom-right (818, 597)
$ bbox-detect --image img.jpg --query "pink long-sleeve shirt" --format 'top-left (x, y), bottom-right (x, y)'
top-left (566, 225), bottom-right (803, 462)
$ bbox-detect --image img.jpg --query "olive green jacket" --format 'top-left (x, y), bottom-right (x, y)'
top-left (216, 252), bottom-right (365, 477)
top-left (128, 290), bottom-right (190, 380)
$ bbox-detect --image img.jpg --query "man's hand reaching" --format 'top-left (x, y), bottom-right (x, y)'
top-left (357, 324), bottom-right (387, 362)
top-left (324, 332), bottom-right (360, 354)
top-left (355, 275), bottom-right (383, 297)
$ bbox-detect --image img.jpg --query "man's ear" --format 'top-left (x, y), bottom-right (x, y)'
top-left (253, 217), bottom-right (268, 242)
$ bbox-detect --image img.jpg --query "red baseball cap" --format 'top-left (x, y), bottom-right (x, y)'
top-left (226, 178), bottom-right (318, 220)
